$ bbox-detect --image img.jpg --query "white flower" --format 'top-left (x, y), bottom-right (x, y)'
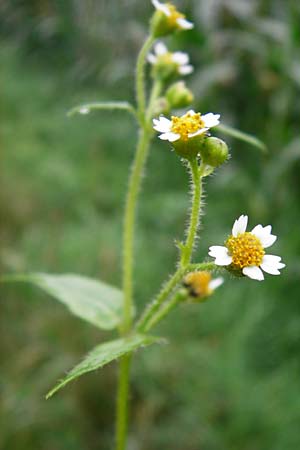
top-left (152, 0), bottom-right (194, 30)
top-left (148, 42), bottom-right (193, 75)
top-left (208, 215), bottom-right (285, 281)
top-left (153, 110), bottom-right (220, 142)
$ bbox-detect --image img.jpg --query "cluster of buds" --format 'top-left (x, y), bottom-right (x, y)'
top-left (148, 2), bottom-right (228, 168)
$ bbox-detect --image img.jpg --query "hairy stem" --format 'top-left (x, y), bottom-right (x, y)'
top-left (116, 34), bottom-right (159, 450)
top-left (137, 158), bottom-right (204, 332)
top-left (115, 355), bottom-right (132, 450)
top-left (136, 35), bottom-right (155, 122)
top-left (122, 128), bottom-right (151, 334)
top-left (181, 159), bottom-right (202, 266)
top-left (136, 267), bottom-right (186, 332)
top-left (143, 290), bottom-right (187, 332)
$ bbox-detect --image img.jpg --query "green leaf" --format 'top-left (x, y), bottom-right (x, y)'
top-left (1, 273), bottom-right (125, 330)
top-left (216, 123), bottom-right (267, 153)
top-left (46, 334), bottom-right (163, 398)
top-left (67, 101), bottom-right (136, 118)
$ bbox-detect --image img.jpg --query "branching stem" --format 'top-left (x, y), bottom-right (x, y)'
top-left (137, 159), bottom-right (204, 332)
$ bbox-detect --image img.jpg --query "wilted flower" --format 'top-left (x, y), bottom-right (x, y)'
top-left (153, 110), bottom-right (220, 142)
top-left (209, 215), bottom-right (285, 281)
top-left (183, 271), bottom-right (224, 300)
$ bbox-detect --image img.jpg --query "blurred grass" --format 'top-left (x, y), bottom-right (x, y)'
top-left (1, 1), bottom-right (300, 449)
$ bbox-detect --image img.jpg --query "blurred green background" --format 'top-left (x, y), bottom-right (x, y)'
top-left (1, 1), bottom-right (300, 449)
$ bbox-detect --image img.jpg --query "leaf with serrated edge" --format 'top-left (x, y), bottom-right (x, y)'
top-left (2, 273), bottom-right (125, 330)
top-left (47, 334), bottom-right (163, 398)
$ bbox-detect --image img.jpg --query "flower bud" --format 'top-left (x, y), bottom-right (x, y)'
top-left (166, 81), bottom-right (194, 109)
top-left (200, 137), bottom-right (229, 167)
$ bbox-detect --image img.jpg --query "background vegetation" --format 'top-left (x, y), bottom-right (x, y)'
top-left (1, 1), bottom-right (299, 449)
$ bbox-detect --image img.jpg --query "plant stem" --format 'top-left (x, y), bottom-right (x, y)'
top-left (136, 35), bottom-right (155, 123)
top-left (143, 290), bottom-right (187, 332)
top-left (137, 158), bottom-right (203, 332)
top-left (116, 34), bottom-right (159, 450)
top-left (115, 354), bottom-right (132, 450)
top-left (146, 79), bottom-right (162, 122)
top-left (122, 128), bottom-right (151, 334)
top-left (136, 266), bottom-right (186, 332)
top-left (181, 158), bottom-right (202, 266)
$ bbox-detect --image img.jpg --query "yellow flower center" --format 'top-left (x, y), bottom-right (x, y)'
top-left (171, 112), bottom-right (205, 141)
top-left (226, 232), bottom-right (265, 269)
top-left (159, 52), bottom-right (175, 65)
top-left (166, 4), bottom-right (185, 27)
top-left (184, 271), bottom-right (212, 298)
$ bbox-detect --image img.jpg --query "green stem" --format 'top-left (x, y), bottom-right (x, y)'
top-left (115, 354), bottom-right (132, 450)
top-left (116, 35), bottom-right (160, 450)
top-left (122, 129), bottom-right (151, 334)
top-left (143, 290), bottom-right (187, 332)
top-left (188, 262), bottom-right (216, 272)
top-left (136, 266), bottom-right (186, 332)
top-left (146, 79), bottom-right (162, 122)
top-left (136, 35), bottom-right (155, 122)
top-left (181, 159), bottom-right (202, 266)
top-left (137, 158), bottom-right (203, 332)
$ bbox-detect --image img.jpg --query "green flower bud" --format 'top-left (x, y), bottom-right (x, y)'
top-left (166, 81), bottom-right (194, 109)
top-left (200, 137), bottom-right (229, 167)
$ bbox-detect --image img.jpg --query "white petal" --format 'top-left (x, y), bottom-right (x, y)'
top-left (261, 234), bottom-right (277, 248)
top-left (202, 113), bottom-right (220, 128)
top-left (186, 109), bottom-right (196, 115)
top-left (209, 277), bottom-right (224, 291)
top-left (262, 254), bottom-right (282, 264)
top-left (154, 42), bottom-right (167, 56)
top-left (251, 224), bottom-right (276, 248)
top-left (242, 266), bottom-right (264, 281)
top-left (178, 64), bottom-right (194, 75)
top-left (172, 52), bottom-right (189, 65)
top-left (232, 215), bottom-right (248, 237)
top-left (261, 255), bottom-right (285, 274)
top-left (176, 17), bottom-right (194, 29)
top-left (152, 0), bottom-right (170, 16)
top-left (147, 53), bottom-right (157, 64)
top-left (153, 117), bottom-right (172, 133)
top-left (214, 255), bottom-right (233, 266)
top-left (158, 132), bottom-right (180, 142)
top-left (208, 245), bottom-right (228, 258)
top-left (188, 128), bottom-right (208, 138)
top-left (260, 264), bottom-right (280, 275)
